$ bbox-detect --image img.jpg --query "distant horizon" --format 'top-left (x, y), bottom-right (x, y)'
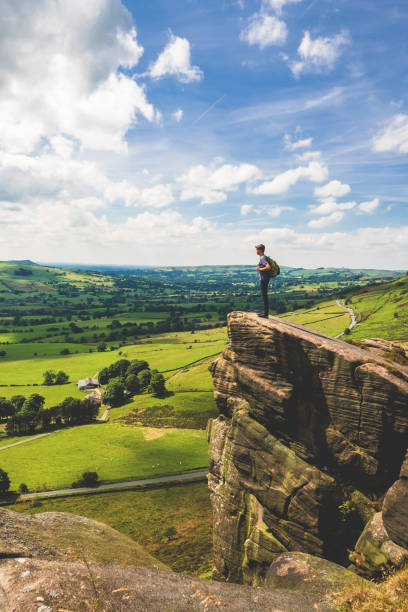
top-left (5, 258), bottom-right (406, 273)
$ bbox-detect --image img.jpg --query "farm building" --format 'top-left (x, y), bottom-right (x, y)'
top-left (78, 376), bottom-right (100, 391)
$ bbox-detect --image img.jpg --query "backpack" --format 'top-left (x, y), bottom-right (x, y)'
top-left (266, 256), bottom-right (280, 278)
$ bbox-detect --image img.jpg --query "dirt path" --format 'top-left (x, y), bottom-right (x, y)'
top-left (18, 469), bottom-right (208, 500)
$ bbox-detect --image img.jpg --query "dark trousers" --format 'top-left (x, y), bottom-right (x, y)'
top-left (260, 278), bottom-right (270, 315)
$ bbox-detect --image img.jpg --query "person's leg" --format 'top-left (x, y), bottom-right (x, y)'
top-left (260, 279), bottom-right (270, 316)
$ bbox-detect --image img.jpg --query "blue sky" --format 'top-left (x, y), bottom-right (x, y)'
top-left (0, 0), bottom-right (407, 268)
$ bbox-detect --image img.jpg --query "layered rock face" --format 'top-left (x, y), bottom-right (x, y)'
top-left (208, 312), bottom-right (408, 585)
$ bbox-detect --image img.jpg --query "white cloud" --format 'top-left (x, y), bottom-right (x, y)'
top-left (0, 0), bottom-right (158, 154)
top-left (241, 204), bottom-right (253, 215)
top-left (309, 199), bottom-right (356, 216)
top-left (291, 30), bottom-right (350, 78)
top-left (372, 114), bottom-right (408, 154)
top-left (250, 161), bottom-right (328, 195)
top-left (178, 162), bottom-right (262, 204)
top-left (307, 211), bottom-right (344, 228)
top-left (263, 0), bottom-right (303, 14)
top-left (314, 179), bottom-right (351, 199)
top-left (136, 184), bottom-right (174, 209)
top-left (240, 14), bottom-right (287, 49)
top-left (356, 198), bottom-right (380, 214)
top-left (284, 135), bottom-right (313, 150)
top-left (267, 205), bottom-right (294, 217)
top-left (172, 109), bottom-right (184, 122)
top-left (295, 151), bottom-right (322, 162)
top-left (149, 32), bottom-right (203, 83)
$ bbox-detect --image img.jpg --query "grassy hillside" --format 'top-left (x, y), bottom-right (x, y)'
top-left (278, 275), bottom-right (407, 342)
top-left (345, 274), bottom-right (408, 341)
top-left (7, 481), bottom-right (212, 575)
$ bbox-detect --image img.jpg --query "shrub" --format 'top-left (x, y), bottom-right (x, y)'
top-left (18, 483), bottom-right (29, 493)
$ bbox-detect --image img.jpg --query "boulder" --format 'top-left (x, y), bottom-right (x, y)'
top-left (350, 512), bottom-right (408, 576)
top-left (265, 552), bottom-right (370, 609)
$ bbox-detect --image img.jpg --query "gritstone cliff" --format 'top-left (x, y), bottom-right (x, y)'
top-left (208, 312), bottom-right (408, 585)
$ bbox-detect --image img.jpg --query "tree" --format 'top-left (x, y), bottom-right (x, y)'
top-left (126, 359), bottom-right (149, 376)
top-left (55, 370), bottom-right (69, 384)
top-left (97, 341), bottom-right (107, 352)
top-left (10, 395), bottom-right (25, 412)
top-left (125, 374), bottom-right (140, 395)
top-left (148, 373), bottom-right (166, 396)
top-left (98, 367), bottom-right (109, 385)
top-left (0, 468), bottom-right (10, 493)
top-left (72, 471), bottom-right (99, 488)
top-left (102, 380), bottom-right (125, 407)
top-left (0, 397), bottom-right (14, 419)
top-left (43, 369), bottom-right (56, 385)
top-left (137, 368), bottom-right (151, 389)
top-left (21, 394), bottom-right (45, 414)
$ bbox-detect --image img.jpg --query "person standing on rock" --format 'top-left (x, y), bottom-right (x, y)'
top-left (255, 243), bottom-right (272, 318)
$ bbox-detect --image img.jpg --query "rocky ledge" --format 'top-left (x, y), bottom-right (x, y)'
top-left (208, 312), bottom-right (408, 585)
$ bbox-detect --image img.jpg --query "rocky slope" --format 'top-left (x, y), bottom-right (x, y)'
top-left (208, 312), bottom-right (408, 585)
top-left (0, 507), bottom-right (348, 611)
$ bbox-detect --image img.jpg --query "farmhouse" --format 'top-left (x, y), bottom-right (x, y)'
top-left (78, 376), bottom-right (100, 391)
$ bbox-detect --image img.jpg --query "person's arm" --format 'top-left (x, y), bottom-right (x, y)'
top-left (257, 256), bottom-right (271, 272)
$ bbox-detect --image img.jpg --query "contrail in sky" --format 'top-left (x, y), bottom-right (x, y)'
top-left (193, 94), bottom-right (226, 124)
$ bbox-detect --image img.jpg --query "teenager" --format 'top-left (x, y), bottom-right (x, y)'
top-left (255, 243), bottom-right (271, 318)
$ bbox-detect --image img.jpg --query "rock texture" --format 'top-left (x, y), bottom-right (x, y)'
top-left (208, 312), bottom-right (408, 585)
top-left (0, 508), bottom-right (336, 612)
top-left (265, 552), bottom-right (369, 607)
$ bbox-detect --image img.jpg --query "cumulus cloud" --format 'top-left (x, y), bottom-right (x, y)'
top-left (372, 114), bottom-right (408, 154)
top-left (291, 30), bottom-right (350, 78)
top-left (149, 32), bottom-right (203, 83)
top-left (284, 135), bottom-right (313, 150)
top-left (356, 198), bottom-right (380, 214)
top-left (0, 0), bottom-right (159, 154)
top-left (240, 14), bottom-right (287, 49)
top-left (172, 109), bottom-right (184, 122)
top-left (250, 161), bottom-right (328, 195)
top-left (295, 151), bottom-right (322, 162)
top-left (314, 180), bottom-right (351, 199)
top-left (307, 211), bottom-right (344, 228)
top-left (263, 0), bottom-right (303, 14)
top-left (178, 162), bottom-right (262, 204)
top-left (241, 204), bottom-right (253, 215)
top-left (309, 199), bottom-right (356, 216)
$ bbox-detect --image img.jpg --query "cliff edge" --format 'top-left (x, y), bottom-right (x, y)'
top-left (208, 311), bottom-right (408, 585)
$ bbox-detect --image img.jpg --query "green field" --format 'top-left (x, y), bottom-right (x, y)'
top-left (6, 481), bottom-right (213, 575)
top-left (0, 422), bottom-right (208, 491)
top-left (279, 299), bottom-right (350, 336)
top-left (0, 327), bottom-right (227, 385)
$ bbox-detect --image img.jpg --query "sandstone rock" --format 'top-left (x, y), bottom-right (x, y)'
top-left (382, 450), bottom-right (408, 550)
top-left (265, 551), bottom-right (369, 608)
top-left (350, 512), bottom-right (408, 576)
top-left (208, 312), bottom-right (408, 584)
top-left (0, 557), bottom-right (319, 612)
top-left (0, 508), bottom-right (167, 570)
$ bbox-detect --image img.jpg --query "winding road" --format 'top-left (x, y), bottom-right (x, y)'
top-left (334, 299), bottom-right (357, 339)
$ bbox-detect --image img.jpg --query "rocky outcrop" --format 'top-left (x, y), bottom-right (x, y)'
top-left (208, 312), bottom-right (408, 585)
top-left (0, 508), bottom-right (335, 611)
